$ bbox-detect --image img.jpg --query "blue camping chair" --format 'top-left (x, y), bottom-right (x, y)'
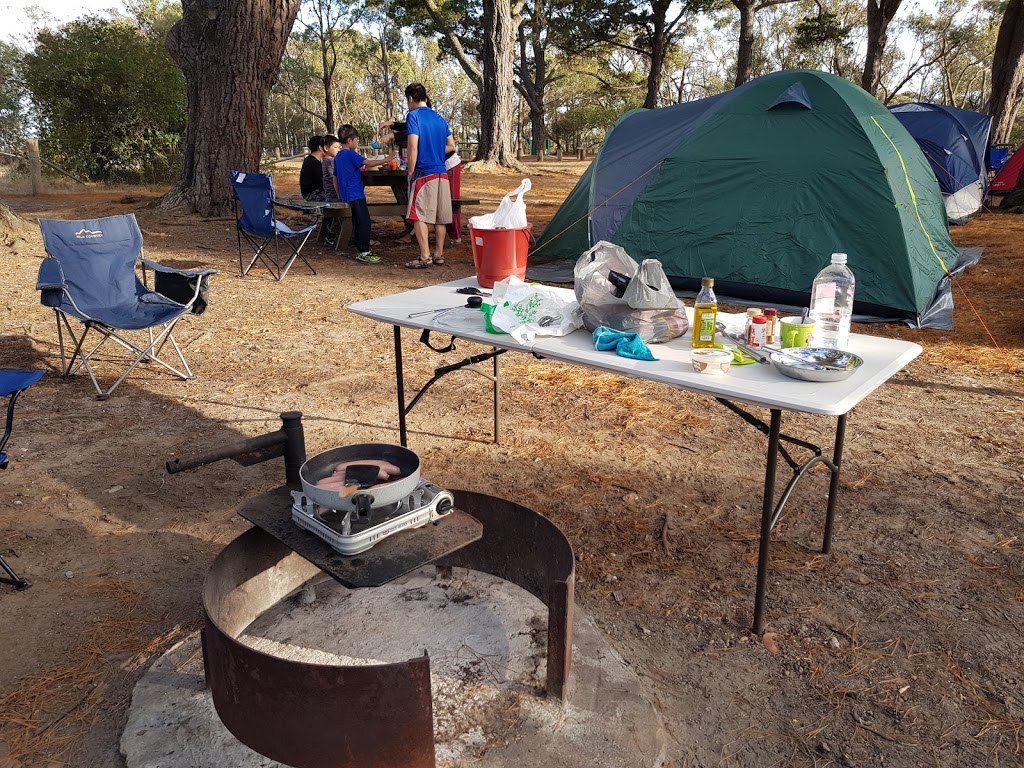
top-left (36, 214), bottom-right (219, 399)
top-left (1, 370), bottom-right (44, 589)
top-left (231, 171), bottom-right (317, 280)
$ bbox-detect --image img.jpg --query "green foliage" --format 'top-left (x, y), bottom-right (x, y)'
top-left (21, 14), bottom-right (186, 182)
top-left (0, 41), bottom-right (27, 154)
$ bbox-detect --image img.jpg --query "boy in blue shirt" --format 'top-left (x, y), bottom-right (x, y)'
top-left (334, 124), bottom-right (397, 264)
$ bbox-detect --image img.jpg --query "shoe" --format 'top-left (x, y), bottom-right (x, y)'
top-left (405, 258), bottom-right (431, 269)
top-left (356, 251), bottom-right (382, 264)
top-left (431, 256), bottom-right (445, 265)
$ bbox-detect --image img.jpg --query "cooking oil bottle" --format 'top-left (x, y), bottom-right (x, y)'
top-left (691, 277), bottom-right (718, 348)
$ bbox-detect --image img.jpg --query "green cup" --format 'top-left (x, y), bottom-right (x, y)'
top-left (780, 316), bottom-right (815, 348)
top-left (481, 302), bottom-right (507, 334)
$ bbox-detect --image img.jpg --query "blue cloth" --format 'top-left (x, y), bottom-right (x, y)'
top-left (406, 107), bottom-right (451, 176)
top-left (334, 149), bottom-right (367, 202)
top-left (593, 327), bottom-right (657, 361)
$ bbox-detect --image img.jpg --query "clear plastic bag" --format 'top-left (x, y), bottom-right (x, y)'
top-left (573, 241), bottom-right (688, 343)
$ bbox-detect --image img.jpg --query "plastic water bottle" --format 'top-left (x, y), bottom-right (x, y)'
top-left (808, 253), bottom-right (856, 350)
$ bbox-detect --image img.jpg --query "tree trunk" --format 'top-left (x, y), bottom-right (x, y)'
top-left (990, 0), bottom-right (1024, 145)
top-left (164, 0), bottom-right (301, 215)
top-left (734, 0), bottom-right (755, 87)
top-left (644, 0), bottom-right (670, 108)
top-left (861, 0), bottom-right (902, 97)
top-left (475, 0), bottom-right (520, 166)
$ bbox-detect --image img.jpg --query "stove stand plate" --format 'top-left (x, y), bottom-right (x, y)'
top-left (238, 486), bottom-right (483, 588)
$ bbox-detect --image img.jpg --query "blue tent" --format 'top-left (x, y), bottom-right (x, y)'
top-left (888, 102), bottom-right (992, 224)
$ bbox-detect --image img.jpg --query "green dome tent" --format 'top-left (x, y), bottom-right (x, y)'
top-left (531, 70), bottom-right (963, 328)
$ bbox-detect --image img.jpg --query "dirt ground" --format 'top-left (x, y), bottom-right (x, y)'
top-left (1, 161), bottom-right (1023, 768)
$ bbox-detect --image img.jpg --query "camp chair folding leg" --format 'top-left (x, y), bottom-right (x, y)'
top-left (36, 214), bottom-right (218, 399)
top-left (237, 225), bottom-right (316, 281)
top-left (51, 312), bottom-right (194, 400)
top-left (1, 369), bottom-right (45, 590)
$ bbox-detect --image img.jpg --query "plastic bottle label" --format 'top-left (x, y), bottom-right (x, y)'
top-left (813, 282), bottom-right (837, 313)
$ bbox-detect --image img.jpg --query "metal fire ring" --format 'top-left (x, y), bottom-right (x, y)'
top-left (202, 490), bottom-right (575, 768)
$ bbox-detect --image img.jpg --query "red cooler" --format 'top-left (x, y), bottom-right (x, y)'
top-left (469, 225), bottom-right (532, 288)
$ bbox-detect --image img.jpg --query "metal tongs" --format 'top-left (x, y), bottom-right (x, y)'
top-left (716, 323), bottom-right (770, 365)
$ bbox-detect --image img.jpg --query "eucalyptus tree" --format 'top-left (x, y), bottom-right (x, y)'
top-left (165, 0), bottom-right (302, 214)
top-left (291, 0), bottom-right (361, 133)
top-left (394, 0), bottom-right (523, 166)
top-left (728, 0), bottom-right (801, 85)
top-left (989, 0), bottom-right (1024, 144)
top-left (862, 0), bottom-right (902, 96)
top-left (516, 0), bottom-right (562, 155)
top-left (901, 0), bottom-right (995, 109)
top-left (550, 0), bottom-right (699, 109)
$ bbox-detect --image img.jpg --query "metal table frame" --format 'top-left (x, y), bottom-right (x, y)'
top-left (351, 279), bottom-right (922, 634)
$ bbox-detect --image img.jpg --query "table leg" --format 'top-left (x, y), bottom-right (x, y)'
top-left (493, 350), bottom-right (501, 445)
top-left (752, 408), bottom-right (782, 635)
top-left (821, 414), bottom-right (848, 554)
top-left (394, 326), bottom-right (408, 447)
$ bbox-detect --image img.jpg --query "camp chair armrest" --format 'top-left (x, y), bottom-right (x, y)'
top-left (36, 258), bottom-right (66, 307)
top-left (273, 201), bottom-right (311, 215)
top-left (140, 259), bottom-right (219, 279)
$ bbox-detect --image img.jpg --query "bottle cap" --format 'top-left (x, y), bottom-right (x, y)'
top-left (831, 252), bottom-right (848, 264)
top-left (752, 315), bottom-right (767, 324)
top-left (701, 277), bottom-right (714, 287)
top-left (745, 308), bottom-right (762, 317)
top-left (763, 307), bottom-right (778, 317)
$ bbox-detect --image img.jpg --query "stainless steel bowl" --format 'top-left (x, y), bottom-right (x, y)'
top-left (768, 347), bottom-right (864, 382)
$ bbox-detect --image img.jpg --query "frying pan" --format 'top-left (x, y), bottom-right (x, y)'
top-left (299, 443), bottom-right (421, 518)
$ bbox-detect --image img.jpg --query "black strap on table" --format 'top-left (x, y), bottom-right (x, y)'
top-left (407, 331), bottom-right (505, 415)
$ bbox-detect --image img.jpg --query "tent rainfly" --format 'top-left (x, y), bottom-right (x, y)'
top-left (531, 70), bottom-right (963, 329)
top-left (888, 102), bottom-right (992, 225)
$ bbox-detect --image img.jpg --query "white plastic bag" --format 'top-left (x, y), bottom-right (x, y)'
top-left (488, 275), bottom-right (582, 343)
top-left (573, 241), bottom-right (688, 343)
top-left (469, 179), bottom-right (531, 230)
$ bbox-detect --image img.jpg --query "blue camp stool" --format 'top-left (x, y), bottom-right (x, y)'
top-left (1, 370), bottom-right (45, 589)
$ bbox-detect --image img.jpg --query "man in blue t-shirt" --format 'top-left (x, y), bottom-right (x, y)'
top-left (334, 124), bottom-right (397, 264)
top-left (403, 83), bottom-right (456, 269)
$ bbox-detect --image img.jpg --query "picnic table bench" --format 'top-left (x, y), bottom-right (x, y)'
top-left (316, 198), bottom-right (480, 249)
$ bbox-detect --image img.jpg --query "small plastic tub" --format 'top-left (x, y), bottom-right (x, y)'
top-left (691, 348), bottom-right (733, 375)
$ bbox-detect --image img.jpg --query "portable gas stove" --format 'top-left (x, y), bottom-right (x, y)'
top-left (291, 480), bottom-right (455, 556)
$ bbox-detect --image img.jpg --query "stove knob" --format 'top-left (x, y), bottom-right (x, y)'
top-left (435, 493), bottom-right (454, 514)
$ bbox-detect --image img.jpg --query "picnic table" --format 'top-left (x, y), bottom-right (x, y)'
top-left (289, 169), bottom-right (479, 250)
top-left (347, 277), bottom-right (923, 634)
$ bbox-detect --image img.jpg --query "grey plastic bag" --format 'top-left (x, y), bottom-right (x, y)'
top-left (573, 241), bottom-right (689, 343)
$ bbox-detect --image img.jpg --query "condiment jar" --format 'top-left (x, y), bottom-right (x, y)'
top-left (747, 315), bottom-right (768, 348)
top-left (744, 308), bottom-right (763, 337)
top-left (763, 308), bottom-right (778, 345)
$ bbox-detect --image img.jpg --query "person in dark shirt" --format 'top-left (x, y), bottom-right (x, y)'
top-left (300, 135), bottom-right (325, 200)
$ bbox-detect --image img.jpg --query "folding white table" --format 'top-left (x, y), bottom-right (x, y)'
top-left (348, 277), bottom-right (922, 633)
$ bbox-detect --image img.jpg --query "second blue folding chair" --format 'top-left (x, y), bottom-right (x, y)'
top-left (231, 170), bottom-right (317, 281)
top-left (1, 369), bottom-right (44, 589)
